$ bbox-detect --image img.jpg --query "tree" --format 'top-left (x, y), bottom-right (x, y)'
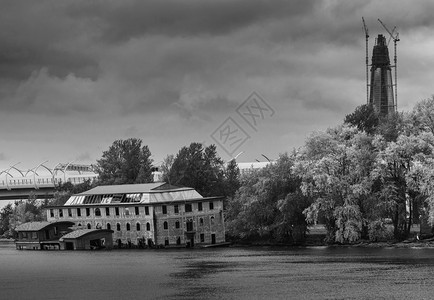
top-left (410, 96), bottom-right (434, 135)
top-left (297, 125), bottom-right (377, 243)
top-left (223, 159), bottom-right (240, 200)
top-left (166, 143), bottom-right (225, 197)
top-left (0, 203), bottom-right (13, 238)
top-left (344, 104), bottom-right (379, 135)
top-left (225, 153), bottom-right (311, 243)
top-left (373, 132), bottom-right (434, 239)
top-left (96, 138), bottom-right (153, 185)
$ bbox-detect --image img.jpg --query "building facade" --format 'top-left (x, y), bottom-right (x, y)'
top-left (46, 183), bottom-right (225, 248)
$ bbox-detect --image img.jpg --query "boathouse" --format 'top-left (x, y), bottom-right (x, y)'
top-left (15, 221), bottom-right (74, 250)
top-left (59, 229), bottom-right (114, 250)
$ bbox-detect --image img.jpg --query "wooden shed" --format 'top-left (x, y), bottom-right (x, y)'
top-left (15, 221), bottom-right (74, 250)
top-left (59, 229), bottom-right (113, 250)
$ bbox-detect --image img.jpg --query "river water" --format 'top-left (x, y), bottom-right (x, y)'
top-left (1, 243), bottom-right (434, 299)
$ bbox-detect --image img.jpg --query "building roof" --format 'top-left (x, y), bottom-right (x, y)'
top-left (59, 229), bottom-right (113, 241)
top-left (77, 183), bottom-right (190, 195)
top-left (15, 221), bottom-right (74, 232)
top-left (62, 182), bottom-right (204, 206)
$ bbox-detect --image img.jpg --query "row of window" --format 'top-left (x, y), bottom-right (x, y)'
top-left (161, 217), bottom-right (215, 230)
top-left (51, 201), bottom-right (216, 219)
top-left (82, 222), bottom-right (152, 232)
top-left (51, 206), bottom-right (150, 218)
top-left (161, 201), bottom-right (214, 214)
top-left (163, 233), bottom-right (213, 245)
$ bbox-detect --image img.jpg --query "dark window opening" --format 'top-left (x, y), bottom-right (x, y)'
top-left (95, 208), bottom-right (101, 217)
top-left (116, 223), bottom-right (121, 231)
top-left (175, 221), bottom-right (180, 229)
top-left (165, 238), bottom-right (169, 246)
top-left (105, 207), bottom-right (110, 216)
top-left (185, 204), bottom-right (192, 213)
top-left (87, 223), bottom-right (91, 229)
top-left (198, 202), bottom-right (203, 211)
top-left (162, 205), bottom-right (167, 214)
top-left (77, 208), bottom-right (81, 217)
top-left (146, 222), bottom-right (151, 231)
top-left (200, 234), bottom-right (205, 243)
top-left (107, 223), bottom-right (111, 230)
top-left (59, 209), bottom-right (63, 218)
top-left (136, 223), bottom-right (141, 231)
top-left (209, 202), bottom-right (214, 210)
top-left (50, 209), bottom-right (54, 218)
top-left (115, 207), bottom-right (120, 216)
top-left (86, 208), bottom-right (91, 217)
top-left (177, 237), bottom-right (181, 245)
top-left (163, 221), bottom-right (168, 230)
top-left (174, 205), bottom-right (179, 214)
top-left (126, 223), bottom-right (131, 231)
top-left (135, 206), bottom-right (139, 215)
top-left (186, 219), bottom-right (194, 232)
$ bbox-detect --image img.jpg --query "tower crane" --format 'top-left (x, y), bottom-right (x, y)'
top-left (378, 18), bottom-right (399, 111)
top-left (362, 17), bottom-right (369, 104)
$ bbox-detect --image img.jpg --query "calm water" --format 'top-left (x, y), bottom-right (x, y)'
top-left (2, 243), bottom-right (434, 299)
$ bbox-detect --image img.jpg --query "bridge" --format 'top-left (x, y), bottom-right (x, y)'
top-left (0, 162), bottom-right (98, 200)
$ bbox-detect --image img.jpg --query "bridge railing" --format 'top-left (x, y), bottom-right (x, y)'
top-left (0, 174), bottom-right (98, 190)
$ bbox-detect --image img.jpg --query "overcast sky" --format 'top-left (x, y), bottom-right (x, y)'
top-left (1, 0), bottom-right (434, 172)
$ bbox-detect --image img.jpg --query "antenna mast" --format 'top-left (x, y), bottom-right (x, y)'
top-left (378, 18), bottom-right (399, 112)
top-left (362, 17), bottom-right (369, 104)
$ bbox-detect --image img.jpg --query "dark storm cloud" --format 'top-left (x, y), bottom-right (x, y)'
top-left (66, 0), bottom-right (316, 42)
top-left (0, 1), bottom-right (98, 81)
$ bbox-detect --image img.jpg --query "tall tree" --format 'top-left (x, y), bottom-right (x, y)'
top-left (0, 203), bottom-right (13, 238)
top-left (344, 104), bottom-right (379, 135)
top-left (224, 159), bottom-right (240, 200)
top-left (373, 132), bottom-right (434, 239)
top-left (96, 138), bottom-right (153, 185)
top-left (297, 125), bottom-right (377, 243)
top-left (226, 153), bottom-right (310, 243)
top-left (167, 143), bottom-right (225, 197)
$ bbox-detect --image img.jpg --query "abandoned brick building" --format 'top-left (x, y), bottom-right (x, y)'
top-left (46, 182), bottom-right (225, 247)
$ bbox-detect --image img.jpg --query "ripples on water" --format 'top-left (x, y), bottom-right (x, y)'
top-left (2, 243), bottom-right (434, 299)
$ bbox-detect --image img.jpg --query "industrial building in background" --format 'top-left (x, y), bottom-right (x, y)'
top-left (362, 18), bottom-right (399, 116)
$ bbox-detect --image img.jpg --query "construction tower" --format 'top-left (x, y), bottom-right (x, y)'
top-left (369, 34), bottom-right (395, 116)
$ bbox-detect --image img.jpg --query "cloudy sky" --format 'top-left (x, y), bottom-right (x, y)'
top-left (1, 0), bottom-right (434, 171)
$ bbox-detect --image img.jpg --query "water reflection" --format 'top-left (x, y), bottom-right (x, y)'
top-left (2, 244), bottom-right (434, 299)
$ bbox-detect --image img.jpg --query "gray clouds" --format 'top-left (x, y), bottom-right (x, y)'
top-left (1, 0), bottom-right (434, 167)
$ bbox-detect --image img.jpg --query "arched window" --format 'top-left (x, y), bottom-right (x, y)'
top-left (136, 223), bottom-right (141, 231)
top-left (210, 216), bottom-right (215, 225)
top-left (163, 221), bottom-right (168, 230)
top-left (146, 222), bottom-right (151, 231)
top-left (95, 208), bottom-right (101, 217)
top-left (126, 223), bottom-right (131, 231)
top-left (87, 223), bottom-right (91, 229)
top-left (107, 223), bottom-right (111, 230)
top-left (199, 218), bottom-right (204, 226)
top-left (116, 223), bottom-right (121, 231)
top-left (96, 223), bottom-right (102, 229)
